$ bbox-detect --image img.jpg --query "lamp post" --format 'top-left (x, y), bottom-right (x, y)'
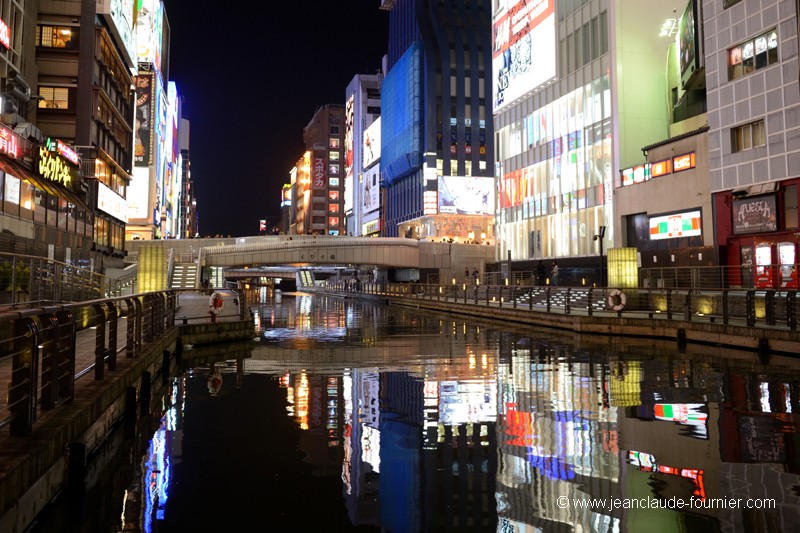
top-left (593, 225), bottom-right (606, 287)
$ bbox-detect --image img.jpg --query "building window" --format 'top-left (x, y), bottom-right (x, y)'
top-left (732, 120), bottom-right (765, 152)
top-left (329, 164), bottom-right (339, 175)
top-left (329, 151), bottom-right (340, 161)
top-left (36, 25), bottom-right (79, 49)
top-left (329, 138), bottom-right (340, 149)
top-left (786, 185), bottom-right (799, 229)
top-left (330, 126), bottom-right (340, 135)
top-left (38, 86), bottom-right (70, 110)
top-left (729, 30), bottom-right (778, 80)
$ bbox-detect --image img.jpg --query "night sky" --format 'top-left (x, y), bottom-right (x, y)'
top-left (164, 1), bottom-right (389, 236)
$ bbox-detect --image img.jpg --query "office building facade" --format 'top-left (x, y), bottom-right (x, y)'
top-left (381, 0), bottom-right (496, 243)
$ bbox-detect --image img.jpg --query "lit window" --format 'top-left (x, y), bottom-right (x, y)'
top-left (329, 138), bottom-right (340, 149)
top-left (38, 87), bottom-right (70, 110)
top-left (732, 120), bottom-right (766, 152)
top-left (729, 30), bottom-right (778, 80)
top-left (329, 164), bottom-right (339, 175)
top-left (329, 204), bottom-right (339, 213)
top-left (36, 25), bottom-right (79, 49)
top-left (329, 151), bottom-right (340, 161)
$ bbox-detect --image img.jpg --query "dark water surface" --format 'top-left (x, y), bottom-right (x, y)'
top-left (32, 292), bottom-right (800, 532)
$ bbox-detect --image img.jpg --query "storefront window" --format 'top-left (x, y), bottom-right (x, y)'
top-left (3, 172), bottom-right (19, 217)
top-left (19, 180), bottom-right (34, 220)
top-left (76, 208), bottom-right (85, 237)
top-left (34, 188), bottom-right (46, 223)
top-left (67, 203), bottom-right (77, 233)
top-left (58, 197), bottom-right (68, 229)
top-left (46, 192), bottom-right (58, 226)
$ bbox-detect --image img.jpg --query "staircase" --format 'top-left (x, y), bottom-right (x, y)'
top-left (171, 262), bottom-right (198, 289)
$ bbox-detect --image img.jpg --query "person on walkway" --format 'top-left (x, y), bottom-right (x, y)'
top-left (551, 261), bottom-right (559, 286)
top-left (465, 266), bottom-right (470, 280)
top-left (536, 261), bottom-right (546, 286)
top-left (473, 268), bottom-right (480, 285)
top-left (208, 291), bottom-right (224, 323)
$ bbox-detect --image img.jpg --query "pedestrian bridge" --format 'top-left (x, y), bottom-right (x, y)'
top-left (201, 236), bottom-right (421, 268)
top-left (127, 234), bottom-right (496, 270)
top-left (125, 234), bottom-right (497, 287)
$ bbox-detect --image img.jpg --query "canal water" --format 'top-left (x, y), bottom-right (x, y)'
top-left (31, 292), bottom-right (800, 532)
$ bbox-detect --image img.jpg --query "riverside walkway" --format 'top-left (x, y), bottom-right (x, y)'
top-left (0, 289), bottom-right (251, 532)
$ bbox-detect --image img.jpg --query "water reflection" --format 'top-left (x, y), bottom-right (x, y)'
top-left (41, 292), bottom-right (800, 532)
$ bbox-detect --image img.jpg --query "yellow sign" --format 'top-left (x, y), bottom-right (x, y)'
top-left (38, 146), bottom-right (72, 187)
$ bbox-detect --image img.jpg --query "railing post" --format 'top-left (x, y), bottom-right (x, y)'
top-left (529, 288), bottom-right (534, 311)
top-left (133, 297), bottom-right (143, 356)
top-left (787, 291), bottom-right (797, 331)
top-left (56, 309), bottom-right (75, 403)
top-left (666, 289), bottom-right (673, 320)
top-left (93, 304), bottom-right (107, 380)
top-left (546, 287), bottom-right (551, 313)
top-left (587, 288), bottom-right (593, 317)
top-left (565, 288), bottom-right (571, 315)
top-left (106, 301), bottom-right (117, 371)
top-left (746, 290), bottom-right (756, 327)
top-left (765, 290), bottom-right (776, 326)
top-left (10, 317), bottom-right (40, 436)
top-left (684, 290), bottom-right (692, 322)
top-left (40, 313), bottom-right (60, 410)
top-left (722, 290), bottom-right (730, 325)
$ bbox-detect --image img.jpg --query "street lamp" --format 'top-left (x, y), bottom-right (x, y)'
top-left (593, 225), bottom-right (607, 287)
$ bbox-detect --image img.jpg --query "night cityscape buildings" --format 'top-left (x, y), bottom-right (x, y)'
top-left (0, 0), bottom-right (798, 286)
top-left (0, 0), bottom-right (195, 268)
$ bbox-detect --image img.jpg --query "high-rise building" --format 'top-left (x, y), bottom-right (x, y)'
top-left (380, 1), bottom-right (495, 243)
top-left (292, 104), bottom-right (346, 235)
top-left (126, 0), bottom-right (183, 241)
top-left (493, 0), bottom-right (685, 276)
top-left (0, 2), bottom-right (96, 264)
top-left (345, 73), bottom-right (382, 236)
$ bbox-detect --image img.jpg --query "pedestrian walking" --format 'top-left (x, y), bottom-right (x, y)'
top-left (551, 261), bottom-right (559, 286)
top-left (473, 268), bottom-right (480, 285)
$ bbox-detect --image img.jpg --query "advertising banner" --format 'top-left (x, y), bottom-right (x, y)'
top-left (134, 72), bottom-right (154, 166)
top-left (438, 176), bottom-right (495, 215)
top-left (492, 0), bottom-right (556, 112)
top-left (362, 117), bottom-right (381, 170)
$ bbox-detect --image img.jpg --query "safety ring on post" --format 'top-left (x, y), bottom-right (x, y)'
top-left (607, 289), bottom-right (626, 311)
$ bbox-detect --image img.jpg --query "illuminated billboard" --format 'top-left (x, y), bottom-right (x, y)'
top-left (281, 184), bottom-right (292, 207)
top-left (678, 0), bottom-right (703, 89)
top-left (492, 0), bottom-right (556, 113)
top-left (134, 72), bottom-right (154, 166)
top-left (363, 165), bottom-right (380, 214)
top-left (97, 182), bottom-right (128, 222)
top-left (648, 210), bottom-right (701, 240)
top-left (127, 166), bottom-right (151, 221)
top-left (137, 0), bottom-right (163, 67)
top-left (362, 117), bottom-right (381, 169)
top-left (438, 176), bottom-right (495, 215)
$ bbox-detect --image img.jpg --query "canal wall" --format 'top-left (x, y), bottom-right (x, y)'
top-left (0, 319), bottom-right (256, 533)
top-left (382, 295), bottom-right (800, 357)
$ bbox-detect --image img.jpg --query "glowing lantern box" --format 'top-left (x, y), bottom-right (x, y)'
top-left (607, 247), bottom-right (639, 288)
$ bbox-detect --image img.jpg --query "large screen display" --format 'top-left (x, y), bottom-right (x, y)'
top-left (363, 165), bottom-right (380, 214)
top-left (492, 0), bottom-right (556, 113)
top-left (438, 176), bottom-right (495, 215)
top-left (136, 0), bottom-right (163, 67)
top-left (649, 210), bottom-right (701, 240)
top-left (362, 117), bottom-right (381, 170)
top-left (678, 0), bottom-right (702, 89)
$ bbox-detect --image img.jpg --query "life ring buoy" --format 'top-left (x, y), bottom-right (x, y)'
top-left (608, 289), bottom-right (626, 311)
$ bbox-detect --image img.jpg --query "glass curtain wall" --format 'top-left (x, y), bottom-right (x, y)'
top-left (496, 75), bottom-right (611, 260)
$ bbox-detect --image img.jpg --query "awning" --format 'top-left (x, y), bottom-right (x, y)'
top-left (0, 157), bottom-right (90, 211)
top-left (731, 182), bottom-right (778, 198)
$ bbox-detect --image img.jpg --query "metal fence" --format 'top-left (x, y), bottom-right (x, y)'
top-left (0, 252), bottom-right (135, 308)
top-left (324, 280), bottom-right (800, 331)
top-left (0, 288), bottom-right (249, 436)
